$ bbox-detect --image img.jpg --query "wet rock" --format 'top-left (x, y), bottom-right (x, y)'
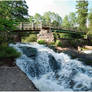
top-left (63, 50), bottom-right (92, 66)
top-left (48, 54), bottom-right (61, 72)
top-left (20, 46), bottom-right (37, 59)
top-left (73, 83), bottom-right (90, 91)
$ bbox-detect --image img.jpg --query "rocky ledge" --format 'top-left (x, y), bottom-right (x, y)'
top-left (0, 66), bottom-right (38, 91)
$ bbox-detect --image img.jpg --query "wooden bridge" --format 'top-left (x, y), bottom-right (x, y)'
top-left (14, 22), bottom-right (86, 35)
top-left (11, 22), bottom-right (86, 42)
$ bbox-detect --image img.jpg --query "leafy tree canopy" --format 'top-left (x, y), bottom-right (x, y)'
top-left (0, 0), bottom-right (28, 31)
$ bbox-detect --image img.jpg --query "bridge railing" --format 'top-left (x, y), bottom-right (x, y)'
top-left (17, 22), bottom-right (42, 30)
top-left (16, 22), bottom-right (85, 34)
top-left (16, 22), bottom-right (63, 30)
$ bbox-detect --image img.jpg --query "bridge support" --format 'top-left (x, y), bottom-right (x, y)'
top-left (37, 28), bottom-right (54, 43)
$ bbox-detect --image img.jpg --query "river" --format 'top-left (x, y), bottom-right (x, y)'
top-left (10, 43), bottom-right (92, 91)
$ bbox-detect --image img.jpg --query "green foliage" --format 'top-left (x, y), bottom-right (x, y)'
top-left (0, 0), bottom-right (28, 31)
top-left (76, 0), bottom-right (88, 31)
top-left (29, 11), bottom-right (62, 27)
top-left (55, 40), bottom-right (62, 47)
top-left (34, 13), bottom-right (42, 24)
top-left (37, 40), bottom-right (46, 44)
top-left (62, 16), bottom-right (71, 29)
top-left (43, 11), bottom-right (62, 26)
top-left (22, 34), bottom-right (37, 42)
top-left (62, 12), bottom-right (77, 30)
top-left (68, 39), bottom-right (86, 48)
top-left (0, 45), bottom-right (21, 59)
top-left (11, 0), bottom-right (29, 22)
top-left (88, 9), bottom-right (92, 31)
top-left (59, 33), bottom-right (72, 38)
top-left (0, 0), bottom-right (28, 44)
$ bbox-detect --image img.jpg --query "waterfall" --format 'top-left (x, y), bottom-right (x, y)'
top-left (10, 43), bottom-right (92, 91)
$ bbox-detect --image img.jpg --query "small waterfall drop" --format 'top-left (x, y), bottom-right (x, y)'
top-left (10, 43), bottom-right (92, 91)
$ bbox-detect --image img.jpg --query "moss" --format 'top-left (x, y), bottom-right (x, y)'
top-left (37, 40), bottom-right (47, 44)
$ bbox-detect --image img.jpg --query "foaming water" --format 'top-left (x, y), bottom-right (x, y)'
top-left (10, 43), bottom-right (92, 91)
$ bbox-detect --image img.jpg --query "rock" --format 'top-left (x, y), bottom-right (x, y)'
top-left (20, 46), bottom-right (37, 59)
top-left (48, 54), bottom-right (61, 72)
top-left (37, 29), bottom-right (54, 43)
top-left (62, 49), bottom-right (92, 66)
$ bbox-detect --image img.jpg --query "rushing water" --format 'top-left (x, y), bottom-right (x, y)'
top-left (10, 43), bottom-right (92, 91)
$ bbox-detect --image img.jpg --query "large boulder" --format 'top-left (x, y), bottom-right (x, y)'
top-left (20, 46), bottom-right (37, 59)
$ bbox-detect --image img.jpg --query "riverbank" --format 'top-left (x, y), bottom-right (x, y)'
top-left (47, 44), bottom-right (92, 66)
top-left (0, 65), bottom-right (38, 91)
top-left (56, 46), bottom-right (92, 66)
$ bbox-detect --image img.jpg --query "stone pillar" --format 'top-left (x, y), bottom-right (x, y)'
top-left (37, 28), bottom-right (54, 43)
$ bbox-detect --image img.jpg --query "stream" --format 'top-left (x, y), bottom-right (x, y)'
top-left (10, 43), bottom-right (92, 91)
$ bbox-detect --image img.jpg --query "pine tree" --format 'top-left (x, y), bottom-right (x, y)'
top-left (88, 9), bottom-right (92, 31)
top-left (76, 0), bottom-right (88, 31)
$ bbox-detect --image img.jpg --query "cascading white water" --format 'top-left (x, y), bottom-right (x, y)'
top-left (10, 43), bottom-right (92, 91)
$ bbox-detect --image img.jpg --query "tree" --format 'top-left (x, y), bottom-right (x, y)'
top-left (34, 13), bottom-right (42, 24)
top-left (62, 15), bottom-right (71, 29)
top-left (88, 9), bottom-right (92, 31)
top-left (0, 1), bottom-right (15, 31)
top-left (86, 9), bottom-right (92, 39)
top-left (10, 0), bottom-right (29, 22)
top-left (29, 16), bottom-right (34, 23)
top-left (43, 11), bottom-right (51, 25)
top-left (76, 0), bottom-right (88, 31)
top-left (43, 11), bottom-right (62, 26)
top-left (0, 0), bottom-right (28, 31)
top-left (0, 0), bottom-right (28, 44)
top-left (62, 12), bottom-right (77, 30)
top-left (69, 12), bottom-right (77, 29)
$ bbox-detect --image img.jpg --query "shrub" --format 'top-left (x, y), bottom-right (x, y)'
top-left (22, 34), bottom-right (37, 42)
top-left (55, 40), bottom-right (62, 47)
top-left (48, 42), bottom-right (55, 46)
top-left (37, 40), bottom-right (46, 44)
top-left (60, 33), bottom-right (72, 39)
top-left (0, 45), bottom-right (21, 59)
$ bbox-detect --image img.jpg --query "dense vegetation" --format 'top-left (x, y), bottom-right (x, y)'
top-left (0, 0), bottom-right (28, 66)
top-left (22, 34), bottom-right (37, 42)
